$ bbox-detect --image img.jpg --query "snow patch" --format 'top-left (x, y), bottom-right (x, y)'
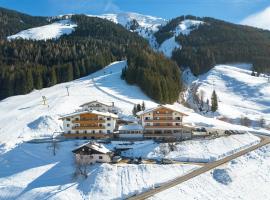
top-left (7, 20), bottom-right (77, 41)
top-left (158, 19), bottom-right (204, 57)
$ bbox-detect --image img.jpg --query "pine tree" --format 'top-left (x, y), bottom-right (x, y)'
top-left (136, 104), bottom-right (142, 112)
top-left (141, 101), bottom-right (145, 111)
top-left (132, 105), bottom-right (137, 116)
top-left (211, 90), bottom-right (218, 112)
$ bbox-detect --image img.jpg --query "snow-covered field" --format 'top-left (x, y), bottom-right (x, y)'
top-left (0, 141), bottom-right (197, 200)
top-left (1, 60), bottom-right (270, 200)
top-left (122, 133), bottom-right (260, 162)
top-left (187, 64), bottom-right (270, 126)
top-left (7, 20), bottom-right (77, 40)
top-left (150, 144), bottom-right (270, 200)
top-left (1, 60), bottom-right (266, 151)
top-left (0, 61), bottom-right (156, 150)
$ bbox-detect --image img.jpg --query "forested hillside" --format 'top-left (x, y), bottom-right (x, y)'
top-left (155, 16), bottom-right (270, 76)
top-left (0, 11), bottom-right (181, 103)
top-left (0, 7), bottom-right (48, 38)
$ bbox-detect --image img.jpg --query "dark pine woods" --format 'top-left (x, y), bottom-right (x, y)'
top-left (0, 11), bottom-right (183, 103)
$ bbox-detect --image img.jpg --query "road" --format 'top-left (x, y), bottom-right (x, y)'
top-left (128, 134), bottom-right (270, 200)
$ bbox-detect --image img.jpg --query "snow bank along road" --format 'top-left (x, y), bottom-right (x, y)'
top-left (128, 134), bottom-right (270, 200)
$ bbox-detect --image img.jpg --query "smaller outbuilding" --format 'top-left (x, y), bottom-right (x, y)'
top-left (118, 123), bottom-right (144, 139)
top-left (72, 142), bottom-right (113, 164)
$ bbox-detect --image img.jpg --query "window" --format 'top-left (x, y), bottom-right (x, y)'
top-left (107, 117), bottom-right (111, 120)
top-left (66, 118), bottom-right (70, 121)
top-left (99, 156), bottom-right (103, 159)
top-left (76, 131), bottom-right (79, 134)
top-left (146, 123), bottom-right (150, 126)
top-left (67, 124), bottom-right (70, 127)
top-left (92, 130), bottom-right (95, 134)
top-left (68, 131), bottom-right (71, 134)
top-left (107, 123), bottom-right (111, 126)
top-left (99, 130), bottom-right (102, 133)
top-left (75, 118), bottom-right (79, 121)
top-left (107, 130), bottom-right (111, 134)
top-left (84, 131), bottom-right (87, 134)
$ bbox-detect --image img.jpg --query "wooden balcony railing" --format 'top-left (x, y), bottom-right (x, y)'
top-left (144, 119), bottom-right (182, 122)
top-left (72, 119), bottom-right (105, 123)
top-left (153, 113), bottom-right (173, 116)
top-left (144, 125), bottom-right (182, 129)
top-left (72, 126), bottom-right (105, 130)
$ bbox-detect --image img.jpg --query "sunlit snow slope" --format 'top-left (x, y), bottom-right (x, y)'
top-left (7, 20), bottom-right (77, 40)
top-left (188, 64), bottom-right (270, 125)
top-left (0, 61), bottom-right (156, 150)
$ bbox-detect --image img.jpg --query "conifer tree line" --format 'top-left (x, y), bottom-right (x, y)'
top-left (0, 13), bottom-right (183, 103)
top-left (155, 15), bottom-right (270, 76)
top-left (132, 101), bottom-right (146, 116)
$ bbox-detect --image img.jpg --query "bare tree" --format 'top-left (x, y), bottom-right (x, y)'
top-left (159, 143), bottom-right (170, 156)
top-left (168, 143), bottom-right (177, 151)
top-left (240, 116), bottom-right (251, 127)
top-left (259, 117), bottom-right (266, 128)
top-left (73, 154), bottom-right (92, 179)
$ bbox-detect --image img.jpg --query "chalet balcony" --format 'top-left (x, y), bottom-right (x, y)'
top-left (144, 125), bottom-right (182, 129)
top-left (153, 113), bottom-right (173, 117)
top-left (63, 133), bottom-right (110, 138)
top-left (144, 119), bottom-right (182, 122)
top-left (72, 119), bottom-right (105, 123)
top-left (72, 126), bottom-right (105, 130)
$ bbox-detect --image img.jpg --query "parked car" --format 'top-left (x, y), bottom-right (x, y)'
top-left (161, 158), bottom-right (174, 164)
top-left (112, 156), bottom-right (122, 163)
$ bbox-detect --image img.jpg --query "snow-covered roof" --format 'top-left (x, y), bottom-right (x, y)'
top-left (80, 100), bottom-right (113, 107)
top-left (59, 110), bottom-right (118, 119)
top-left (118, 123), bottom-right (143, 131)
top-left (137, 104), bottom-right (189, 116)
top-left (73, 142), bottom-right (111, 154)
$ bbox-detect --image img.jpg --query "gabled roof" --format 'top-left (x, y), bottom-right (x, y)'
top-left (59, 110), bottom-right (118, 119)
top-left (80, 100), bottom-right (113, 107)
top-left (72, 142), bottom-right (111, 154)
top-left (137, 104), bottom-right (189, 116)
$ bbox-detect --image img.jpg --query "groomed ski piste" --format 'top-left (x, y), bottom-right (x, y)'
top-left (0, 61), bottom-right (270, 200)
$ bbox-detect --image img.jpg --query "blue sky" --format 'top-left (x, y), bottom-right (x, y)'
top-left (0, 0), bottom-right (269, 23)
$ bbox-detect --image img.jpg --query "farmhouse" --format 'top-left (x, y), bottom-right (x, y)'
top-left (59, 110), bottom-right (118, 139)
top-left (80, 100), bottom-right (119, 114)
top-left (72, 142), bottom-right (113, 164)
top-left (137, 104), bottom-right (192, 140)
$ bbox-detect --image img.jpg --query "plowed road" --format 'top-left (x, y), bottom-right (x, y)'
top-left (128, 134), bottom-right (270, 200)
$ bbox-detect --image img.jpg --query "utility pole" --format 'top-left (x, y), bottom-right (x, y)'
top-left (65, 85), bottom-right (70, 96)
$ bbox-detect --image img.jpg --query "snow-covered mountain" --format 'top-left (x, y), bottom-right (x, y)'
top-left (89, 12), bottom-right (167, 48)
top-left (158, 19), bottom-right (204, 57)
top-left (6, 12), bottom-right (204, 57)
top-left (7, 20), bottom-right (77, 41)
